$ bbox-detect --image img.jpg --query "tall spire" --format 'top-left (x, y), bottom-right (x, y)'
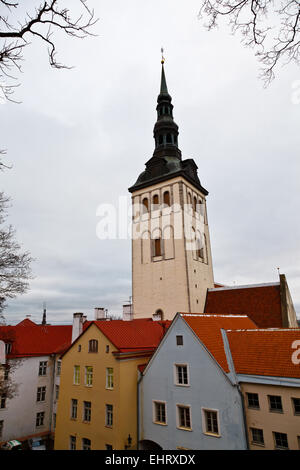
top-left (153, 52), bottom-right (181, 159)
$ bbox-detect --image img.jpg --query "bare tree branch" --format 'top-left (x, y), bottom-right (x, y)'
top-left (198, 0), bottom-right (300, 84)
top-left (0, 0), bottom-right (98, 100)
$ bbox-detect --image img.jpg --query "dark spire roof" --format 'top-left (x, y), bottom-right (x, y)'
top-left (160, 63), bottom-right (169, 96)
top-left (128, 59), bottom-right (208, 195)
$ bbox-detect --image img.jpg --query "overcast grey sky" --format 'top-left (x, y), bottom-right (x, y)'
top-left (1, 0), bottom-right (300, 324)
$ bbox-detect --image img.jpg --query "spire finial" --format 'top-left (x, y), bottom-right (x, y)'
top-left (161, 47), bottom-right (165, 65)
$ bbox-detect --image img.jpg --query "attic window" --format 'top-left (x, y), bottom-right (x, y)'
top-left (88, 339), bottom-right (98, 353)
top-left (176, 335), bottom-right (183, 346)
top-left (78, 344), bottom-right (81, 352)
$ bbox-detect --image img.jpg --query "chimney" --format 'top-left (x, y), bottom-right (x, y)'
top-left (123, 304), bottom-right (133, 321)
top-left (94, 307), bottom-right (106, 321)
top-left (72, 312), bottom-right (84, 343)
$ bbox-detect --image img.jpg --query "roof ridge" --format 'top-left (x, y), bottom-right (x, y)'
top-left (208, 282), bottom-right (280, 292)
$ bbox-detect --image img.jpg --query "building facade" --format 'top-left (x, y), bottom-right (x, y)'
top-left (138, 314), bottom-right (257, 450)
top-left (54, 317), bottom-right (170, 450)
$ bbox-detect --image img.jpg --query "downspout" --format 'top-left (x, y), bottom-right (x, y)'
top-left (221, 330), bottom-right (249, 450)
top-left (137, 371), bottom-right (143, 450)
top-left (49, 354), bottom-right (56, 443)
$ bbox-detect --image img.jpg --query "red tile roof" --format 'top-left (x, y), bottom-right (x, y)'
top-left (204, 283), bottom-right (283, 328)
top-left (227, 329), bottom-right (300, 379)
top-left (0, 318), bottom-right (72, 358)
top-left (93, 318), bottom-right (171, 352)
top-left (181, 314), bottom-right (257, 373)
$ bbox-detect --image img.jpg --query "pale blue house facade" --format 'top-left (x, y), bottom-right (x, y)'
top-left (138, 314), bottom-right (248, 450)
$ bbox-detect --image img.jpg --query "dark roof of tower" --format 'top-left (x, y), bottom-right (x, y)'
top-left (128, 62), bottom-right (208, 195)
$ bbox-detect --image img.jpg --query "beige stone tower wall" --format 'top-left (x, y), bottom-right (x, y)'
top-left (131, 176), bottom-right (214, 320)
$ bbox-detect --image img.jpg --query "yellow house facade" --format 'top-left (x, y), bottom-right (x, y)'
top-left (54, 318), bottom-right (169, 450)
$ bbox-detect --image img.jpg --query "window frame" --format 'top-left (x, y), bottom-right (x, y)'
top-left (268, 395), bottom-right (283, 413)
top-left (82, 438), bottom-right (91, 450)
top-left (176, 404), bottom-right (192, 431)
top-left (273, 431), bottom-right (289, 450)
top-left (292, 397), bottom-right (300, 416)
top-left (105, 404), bottom-right (113, 428)
top-left (36, 386), bottom-right (46, 402)
top-left (201, 408), bottom-right (220, 437)
top-left (73, 365), bottom-right (80, 385)
top-left (250, 427), bottom-right (265, 447)
top-left (71, 399), bottom-right (78, 420)
top-left (36, 411), bottom-right (45, 427)
top-left (246, 392), bottom-right (260, 410)
top-left (106, 367), bottom-right (114, 390)
top-left (38, 361), bottom-right (47, 376)
top-left (70, 435), bottom-right (76, 450)
top-left (83, 401), bottom-right (91, 423)
top-left (176, 335), bottom-right (183, 346)
top-left (85, 366), bottom-right (93, 387)
top-left (174, 363), bottom-right (190, 387)
top-left (152, 400), bottom-right (167, 426)
top-left (88, 339), bottom-right (98, 353)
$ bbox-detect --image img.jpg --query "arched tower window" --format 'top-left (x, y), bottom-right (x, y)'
top-left (152, 194), bottom-right (159, 206)
top-left (166, 133), bottom-right (172, 144)
top-left (193, 196), bottom-right (197, 213)
top-left (153, 309), bottom-right (163, 321)
top-left (163, 191), bottom-right (170, 207)
top-left (142, 197), bottom-right (149, 214)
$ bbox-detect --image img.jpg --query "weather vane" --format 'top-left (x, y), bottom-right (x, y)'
top-left (161, 47), bottom-right (165, 64)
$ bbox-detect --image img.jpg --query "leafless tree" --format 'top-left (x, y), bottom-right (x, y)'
top-left (198, 1), bottom-right (300, 84)
top-left (0, 0), bottom-right (97, 102)
top-left (0, 191), bottom-right (32, 316)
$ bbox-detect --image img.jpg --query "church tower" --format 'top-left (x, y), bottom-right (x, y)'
top-left (129, 58), bottom-right (214, 320)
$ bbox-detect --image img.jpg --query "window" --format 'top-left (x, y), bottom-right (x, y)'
top-left (193, 196), bottom-right (197, 212)
top-left (36, 386), bottom-right (46, 402)
top-left (175, 364), bottom-right (189, 386)
top-left (74, 365), bottom-right (80, 385)
top-left (106, 345), bottom-right (109, 354)
top-left (153, 401), bottom-right (167, 425)
top-left (0, 394), bottom-right (6, 409)
top-left (106, 444), bottom-right (113, 450)
top-left (38, 361), bottom-right (47, 376)
top-left (82, 438), bottom-right (91, 450)
top-left (152, 194), bottom-right (159, 207)
top-left (292, 397), bottom-right (300, 415)
top-left (5, 343), bottom-right (12, 354)
top-left (70, 435), bottom-right (76, 450)
top-left (154, 238), bottom-right (162, 257)
top-left (36, 412), bottom-right (45, 427)
top-left (56, 360), bottom-right (61, 376)
top-left (177, 405), bottom-right (191, 430)
top-left (166, 133), bottom-right (172, 144)
top-left (163, 191), bottom-right (170, 207)
top-left (176, 335), bottom-right (183, 346)
top-left (83, 401), bottom-right (91, 422)
top-left (106, 404), bottom-right (113, 427)
top-left (85, 366), bottom-right (93, 386)
top-left (268, 395), bottom-right (283, 413)
top-left (78, 345), bottom-right (81, 352)
top-left (153, 309), bottom-right (163, 321)
top-left (106, 368), bottom-right (114, 389)
top-left (203, 409), bottom-right (219, 435)
top-left (247, 392), bottom-right (260, 409)
top-left (53, 413), bottom-right (56, 429)
top-left (0, 420), bottom-right (3, 439)
top-left (71, 399), bottom-right (78, 419)
top-left (158, 135), bottom-right (163, 145)
top-left (88, 339), bottom-right (98, 353)
top-left (55, 385), bottom-right (59, 400)
top-left (142, 197), bottom-right (149, 214)
top-left (250, 428), bottom-right (264, 446)
top-left (274, 432), bottom-right (288, 450)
